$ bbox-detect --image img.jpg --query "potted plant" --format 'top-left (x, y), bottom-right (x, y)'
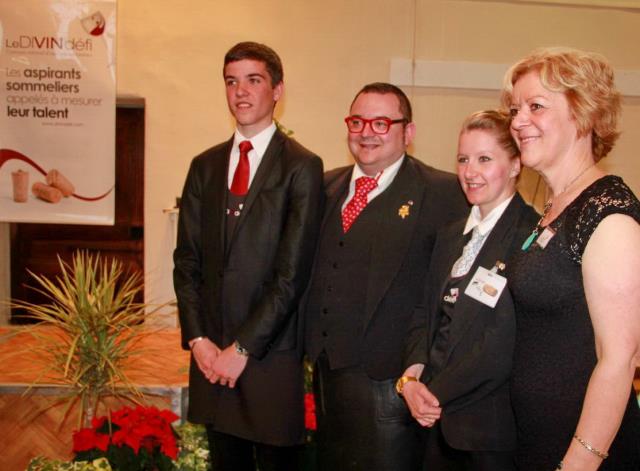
top-left (10, 250), bottom-right (156, 427)
top-left (26, 420), bottom-right (210, 471)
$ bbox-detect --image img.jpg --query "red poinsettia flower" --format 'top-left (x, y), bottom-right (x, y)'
top-left (140, 435), bottom-right (158, 454)
top-left (115, 427), bottom-right (142, 453)
top-left (304, 392), bottom-right (317, 431)
top-left (161, 438), bottom-right (179, 459)
top-left (159, 408), bottom-right (179, 424)
top-left (72, 427), bottom-right (109, 452)
top-left (72, 405), bottom-right (179, 466)
top-left (91, 415), bottom-right (107, 430)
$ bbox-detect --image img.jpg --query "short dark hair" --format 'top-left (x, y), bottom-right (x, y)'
top-left (350, 82), bottom-right (413, 122)
top-left (223, 41), bottom-right (283, 87)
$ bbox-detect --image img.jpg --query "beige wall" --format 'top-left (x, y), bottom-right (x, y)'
top-left (2, 1), bottom-right (639, 314)
top-left (117, 0), bottom-right (640, 307)
top-left (408, 0), bottom-right (640, 204)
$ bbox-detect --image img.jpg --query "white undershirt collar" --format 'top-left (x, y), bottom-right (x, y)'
top-left (227, 122), bottom-right (277, 189)
top-left (342, 154), bottom-right (405, 210)
top-left (462, 194), bottom-right (515, 236)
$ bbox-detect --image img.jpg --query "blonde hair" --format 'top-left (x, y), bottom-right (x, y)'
top-left (460, 109), bottom-right (519, 159)
top-left (501, 47), bottom-right (621, 161)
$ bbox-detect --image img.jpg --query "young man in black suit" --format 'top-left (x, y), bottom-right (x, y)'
top-left (173, 41), bottom-right (324, 471)
top-left (304, 83), bottom-right (467, 470)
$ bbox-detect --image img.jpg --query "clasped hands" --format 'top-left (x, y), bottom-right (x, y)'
top-left (191, 338), bottom-right (248, 388)
top-left (401, 365), bottom-right (442, 428)
top-left (403, 381), bottom-right (442, 427)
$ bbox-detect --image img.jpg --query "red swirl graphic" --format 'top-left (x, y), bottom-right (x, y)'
top-left (91, 24), bottom-right (105, 36)
top-left (1, 148), bottom-right (113, 201)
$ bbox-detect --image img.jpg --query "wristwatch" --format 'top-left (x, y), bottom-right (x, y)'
top-left (395, 376), bottom-right (418, 395)
top-left (234, 340), bottom-right (249, 357)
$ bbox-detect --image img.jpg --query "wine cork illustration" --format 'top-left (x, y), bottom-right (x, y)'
top-left (46, 169), bottom-right (75, 197)
top-left (32, 182), bottom-right (63, 203)
top-left (11, 169), bottom-right (29, 202)
top-left (483, 283), bottom-right (498, 297)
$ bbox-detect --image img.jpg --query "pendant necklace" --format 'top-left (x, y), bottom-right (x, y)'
top-left (521, 200), bottom-right (552, 251)
top-left (521, 163), bottom-right (594, 251)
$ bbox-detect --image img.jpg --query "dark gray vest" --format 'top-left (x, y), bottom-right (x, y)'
top-left (306, 186), bottom-right (390, 370)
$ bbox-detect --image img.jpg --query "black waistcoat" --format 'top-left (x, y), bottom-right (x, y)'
top-left (306, 187), bottom-right (390, 370)
top-left (225, 190), bottom-right (246, 251)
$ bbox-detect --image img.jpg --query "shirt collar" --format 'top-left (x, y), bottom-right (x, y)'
top-left (350, 154), bottom-right (405, 186)
top-left (233, 122), bottom-right (277, 157)
top-left (462, 194), bottom-right (515, 236)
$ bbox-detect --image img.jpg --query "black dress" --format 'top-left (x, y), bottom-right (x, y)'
top-left (508, 176), bottom-right (640, 471)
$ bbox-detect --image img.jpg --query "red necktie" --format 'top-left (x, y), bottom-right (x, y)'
top-left (230, 140), bottom-right (253, 195)
top-left (341, 176), bottom-right (378, 233)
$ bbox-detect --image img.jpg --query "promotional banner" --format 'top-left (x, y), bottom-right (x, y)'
top-left (0, 0), bottom-right (116, 224)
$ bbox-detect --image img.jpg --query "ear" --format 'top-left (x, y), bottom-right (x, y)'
top-left (510, 157), bottom-right (522, 178)
top-left (404, 122), bottom-right (416, 147)
top-left (273, 81), bottom-right (284, 103)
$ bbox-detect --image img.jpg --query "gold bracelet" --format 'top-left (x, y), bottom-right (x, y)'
top-left (395, 376), bottom-right (418, 395)
top-left (573, 435), bottom-right (609, 459)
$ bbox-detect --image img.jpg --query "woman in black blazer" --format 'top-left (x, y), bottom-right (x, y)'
top-left (399, 110), bottom-right (538, 470)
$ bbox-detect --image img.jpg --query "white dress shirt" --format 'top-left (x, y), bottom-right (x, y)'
top-left (462, 194), bottom-right (515, 237)
top-left (341, 154), bottom-right (405, 211)
top-left (227, 123), bottom-right (277, 190)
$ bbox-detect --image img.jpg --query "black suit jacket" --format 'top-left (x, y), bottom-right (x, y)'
top-left (305, 155), bottom-right (467, 380)
top-left (173, 129), bottom-right (324, 442)
top-left (405, 193), bottom-right (538, 451)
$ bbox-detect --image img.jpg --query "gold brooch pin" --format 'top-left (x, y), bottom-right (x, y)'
top-left (398, 204), bottom-right (410, 219)
top-left (491, 260), bottom-right (506, 273)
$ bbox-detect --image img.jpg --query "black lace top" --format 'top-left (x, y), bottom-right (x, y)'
top-left (563, 176), bottom-right (640, 264)
top-left (508, 175), bottom-right (640, 471)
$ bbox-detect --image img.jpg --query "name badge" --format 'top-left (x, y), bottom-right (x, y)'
top-left (464, 266), bottom-right (507, 308)
top-left (536, 226), bottom-right (555, 249)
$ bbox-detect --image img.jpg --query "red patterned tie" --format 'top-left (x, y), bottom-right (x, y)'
top-left (341, 176), bottom-right (378, 233)
top-left (230, 140), bottom-right (253, 195)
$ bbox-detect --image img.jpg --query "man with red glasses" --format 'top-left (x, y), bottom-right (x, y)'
top-left (304, 82), bottom-right (467, 470)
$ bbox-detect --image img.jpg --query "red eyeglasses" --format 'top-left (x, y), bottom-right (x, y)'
top-left (344, 116), bottom-right (407, 135)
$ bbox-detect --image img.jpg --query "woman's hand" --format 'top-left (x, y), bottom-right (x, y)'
top-left (402, 380), bottom-right (442, 427)
top-left (400, 363), bottom-right (441, 427)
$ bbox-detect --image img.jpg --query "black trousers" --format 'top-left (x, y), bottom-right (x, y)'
top-left (205, 427), bottom-right (301, 471)
top-left (313, 354), bottom-right (424, 471)
top-left (423, 422), bottom-right (516, 471)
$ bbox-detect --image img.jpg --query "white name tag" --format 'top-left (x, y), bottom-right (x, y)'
top-left (464, 266), bottom-right (507, 308)
top-left (536, 226), bottom-right (555, 249)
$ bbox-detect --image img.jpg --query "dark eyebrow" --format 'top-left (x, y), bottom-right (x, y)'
top-left (348, 114), bottom-right (392, 120)
top-left (223, 73), bottom-right (267, 81)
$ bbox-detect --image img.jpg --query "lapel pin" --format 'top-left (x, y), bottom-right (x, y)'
top-left (398, 204), bottom-right (410, 219)
top-left (490, 260), bottom-right (506, 273)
